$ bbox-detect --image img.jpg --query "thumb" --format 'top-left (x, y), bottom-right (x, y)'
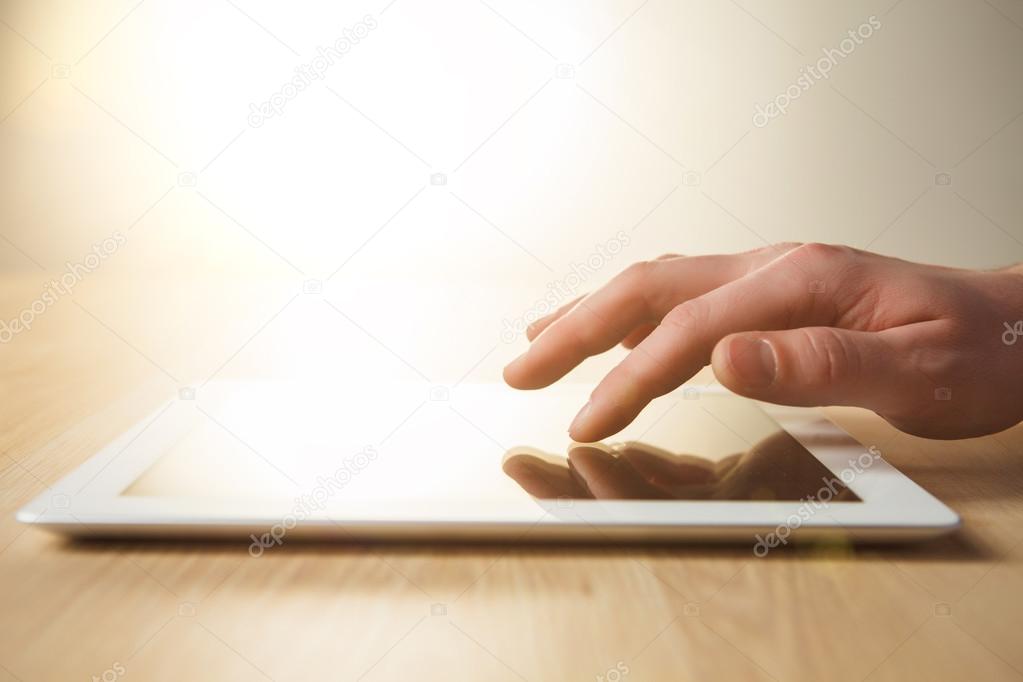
top-left (711, 327), bottom-right (916, 412)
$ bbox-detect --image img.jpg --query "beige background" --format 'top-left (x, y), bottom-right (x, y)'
top-left (2, 1), bottom-right (1023, 680)
top-left (3, 0), bottom-right (1022, 386)
top-left (2, 0), bottom-right (1023, 278)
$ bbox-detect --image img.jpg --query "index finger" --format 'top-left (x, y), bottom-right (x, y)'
top-left (503, 252), bottom-right (763, 389)
top-left (569, 245), bottom-right (849, 441)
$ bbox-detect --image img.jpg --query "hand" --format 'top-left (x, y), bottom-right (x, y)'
top-left (503, 244), bottom-right (1023, 440)
top-left (502, 431), bottom-right (856, 501)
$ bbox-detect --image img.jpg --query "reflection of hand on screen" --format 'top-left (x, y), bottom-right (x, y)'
top-left (502, 430), bottom-right (857, 502)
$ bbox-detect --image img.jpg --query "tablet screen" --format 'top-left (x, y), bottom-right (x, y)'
top-left (122, 382), bottom-right (857, 503)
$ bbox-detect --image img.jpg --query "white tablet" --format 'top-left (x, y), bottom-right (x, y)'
top-left (17, 381), bottom-right (959, 550)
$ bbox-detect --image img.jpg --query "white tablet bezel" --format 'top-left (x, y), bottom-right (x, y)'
top-left (16, 387), bottom-right (960, 543)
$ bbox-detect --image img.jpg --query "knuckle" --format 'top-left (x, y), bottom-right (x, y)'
top-left (616, 259), bottom-right (660, 316)
top-left (769, 241), bottom-right (803, 255)
top-left (562, 303), bottom-right (604, 349)
top-left (614, 261), bottom-right (654, 294)
top-left (663, 299), bottom-right (711, 333)
top-left (607, 358), bottom-right (652, 403)
top-left (799, 327), bottom-right (860, 388)
top-left (778, 244), bottom-right (861, 301)
top-left (619, 260), bottom-right (656, 283)
top-left (621, 346), bottom-right (679, 399)
top-left (789, 242), bottom-right (853, 268)
top-left (745, 242), bottom-right (803, 274)
top-left (912, 341), bottom-right (963, 381)
top-left (752, 241), bottom-right (802, 256)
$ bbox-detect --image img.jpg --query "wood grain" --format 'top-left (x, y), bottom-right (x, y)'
top-left (1, 274), bottom-right (1021, 682)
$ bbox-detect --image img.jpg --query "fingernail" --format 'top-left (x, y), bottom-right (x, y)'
top-left (729, 336), bottom-right (776, 389)
top-left (569, 401), bottom-right (592, 435)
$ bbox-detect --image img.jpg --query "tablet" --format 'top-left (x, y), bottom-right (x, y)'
top-left (17, 381), bottom-right (959, 549)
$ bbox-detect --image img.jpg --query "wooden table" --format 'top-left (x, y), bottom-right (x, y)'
top-left (1, 274), bottom-right (1022, 682)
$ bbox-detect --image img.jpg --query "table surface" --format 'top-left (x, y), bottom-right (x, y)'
top-left (1, 274), bottom-right (1022, 682)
